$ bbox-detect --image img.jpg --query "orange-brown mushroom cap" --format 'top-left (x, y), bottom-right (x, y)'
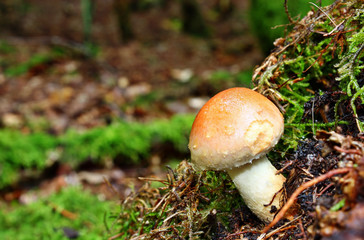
top-left (189, 87), bottom-right (284, 170)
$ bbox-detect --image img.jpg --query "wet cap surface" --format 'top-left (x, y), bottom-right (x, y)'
top-left (189, 87), bottom-right (284, 170)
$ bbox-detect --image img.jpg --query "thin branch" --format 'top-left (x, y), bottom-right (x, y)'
top-left (334, 146), bottom-right (362, 155)
top-left (275, 161), bottom-right (293, 175)
top-left (262, 167), bottom-right (351, 233)
top-left (309, 2), bottom-right (337, 26)
top-left (284, 0), bottom-right (295, 24)
top-left (297, 217), bottom-right (308, 240)
top-left (262, 216), bottom-right (301, 239)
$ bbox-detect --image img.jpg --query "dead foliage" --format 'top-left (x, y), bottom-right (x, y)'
top-left (109, 160), bottom-right (261, 239)
top-left (109, 130), bottom-right (364, 239)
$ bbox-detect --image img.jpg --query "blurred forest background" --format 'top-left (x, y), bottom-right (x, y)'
top-left (0, 0), bottom-right (333, 239)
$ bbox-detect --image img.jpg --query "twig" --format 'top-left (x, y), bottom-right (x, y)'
top-left (297, 217), bottom-right (307, 240)
top-left (227, 229), bottom-right (259, 239)
top-left (163, 210), bottom-right (185, 224)
top-left (265, 226), bottom-right (296, 239)
top-left (103, 176), bottom-right (119, 196)
top-left (334, 146), bottom-right (362, 155)
top-left (262, 167), bottom-right (351, 233)
top-left (152, 193), bottom-right (168, 212)
top-left (317, 182), bottom-right (334, 197)
top-left (309, 2), bottom-right (346, 36)
top-left (284, 0), bottom-right (295, 24)
top-left (309, 2), bottom-right (337, 26)
top-left (108, 232), bottom-right (124, 240)
top-left (264, 187), bottom-right (283, 207)
top-left (48, 202), bottom-right (78, 220)
top-left (138, 177), bottom-right (168, 184)
top-left (262, 216), bottom-right (301, 239)
top-left (275, 161), bottom-right (293, 175)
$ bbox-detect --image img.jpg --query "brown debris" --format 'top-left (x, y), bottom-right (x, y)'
top-left (262, 130), bottom-right (364, 239)
top-left (263, 167), bottom-right (351, 234)
top-left (322, 203), bottom-right (364, 240)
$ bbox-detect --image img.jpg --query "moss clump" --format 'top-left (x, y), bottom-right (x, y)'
top-left (253, 0), bottom-right (364, 154)
top-left (0, 186), bottom-right (112, 240)
top-left (60, 114), bottom-right (194, 165)
top-left (0, 114), bottom-right (194, 189)
top-left (0, 130), bottom-right (57, 188)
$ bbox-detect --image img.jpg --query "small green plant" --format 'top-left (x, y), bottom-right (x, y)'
top-left (330, 198), bottom-right (346, 211)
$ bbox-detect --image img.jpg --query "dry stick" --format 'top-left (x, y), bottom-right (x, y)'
top-left (275, 161), bottom-right (293, 175)
top-left (260, 216), bottom-right (301, 239)
top-left (262, 167), bottom-right (351, 233)
top-left (298, 218), bottom-right (308, 240)
top-left (334, 146), bottom-right (362, 155)
top-left (103, 176), bottom-right (119, 196)
top-left (284, 0), bottom-right (295, 24)
top-left (264, 225), bottom-right (296, 239)
top-left (47, 202), bottom-right (78, 220)
top-left (108, 233), bottom-right (124, 240)
top-left (317, 182), bottom-right (334, 197)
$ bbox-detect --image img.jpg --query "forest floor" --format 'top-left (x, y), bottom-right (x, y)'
top-left (0, 0), bottom-right (262, 217)
top-left (2, 1), bottom-right (362, 239)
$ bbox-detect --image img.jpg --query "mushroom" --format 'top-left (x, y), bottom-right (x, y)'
top-left (188, 87), bottom-right (285, 222)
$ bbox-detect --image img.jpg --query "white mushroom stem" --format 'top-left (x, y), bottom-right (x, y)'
top-left (227, 155), bottom-right (286, 223)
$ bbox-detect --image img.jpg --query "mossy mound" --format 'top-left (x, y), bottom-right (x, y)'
top-left (253, 0), bottom-right (363, 157)
top-left (110, 1), bottom-right (364, 239)
top-left (0, 114), bottom-right (194, 189)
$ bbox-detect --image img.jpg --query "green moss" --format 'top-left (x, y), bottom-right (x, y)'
top-left (0, 186), bottom-right (113, 240)
top-left (4, 54), bottom-right (52, 77)
top-left (60, 114), bottom-right (194, 165)
top-left (253, 0), bottom-right (363, 153)
top-left (2, 46), bottom-right (68, 77)
top-left (0, 40), bottom-right (16, 54)
top-left (0, 130), bottom-right (57, 188)
top-left (0, 114), bottom-right (194, 188)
